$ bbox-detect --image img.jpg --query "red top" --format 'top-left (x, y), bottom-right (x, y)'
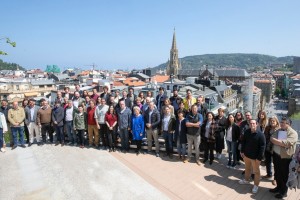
top-left (105, 113), bottom-right (118, 127)
top-left (87, 107), bottom-right (97, 125)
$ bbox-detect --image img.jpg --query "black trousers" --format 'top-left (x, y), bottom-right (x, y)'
top-left (41, 123), bottom-right (53, 143)
top-left (107, 128), bottom-right (117, 149)
top-left (273, 153), bottom-right (291, 195)
top-left (24, 124), bottom-right (29, 144)
top-left (203, 138), bottom-right (215, 162)
top-left (135, 140), bottom-right (142, 152)
top-left (99, 124), bottom-right (108, 147)
top-left (215, 132), bottom-right (224, 154)
top-left (77, 129), bottom-right (85, 146)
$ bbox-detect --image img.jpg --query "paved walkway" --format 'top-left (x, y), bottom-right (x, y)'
top-left (0, 145), bottom-right (168, 200)
top-left (112, 150), bottom-right (300, 200)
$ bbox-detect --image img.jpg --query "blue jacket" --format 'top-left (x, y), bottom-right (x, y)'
top-left (131, 114), bottom-right (145, 140)
top-left (52, 106), bottom-right (65, 126)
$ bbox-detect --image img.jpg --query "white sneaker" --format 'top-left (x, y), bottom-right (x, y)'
top-left (0, 148), bottom-right (6, 153)
top-left (238, 179), bottom-right (250, 185)
top-left (252, 185), bottom-right (259, 194)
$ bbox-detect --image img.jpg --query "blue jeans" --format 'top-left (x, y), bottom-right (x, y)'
top-left (55, 125), bottom-right (64, 143)
top-left (163, 131), bottom-right (173, 154)
top-left (65, 121), bottom-right (76, 143)
top-left (119, 128), bottom-right (129, 151)
top-left (226, 140), bottom-right (237, 165)
top-left (176, 138), bottom-right (186, 156)
top-left (11, 126), bottom-right (25, 146)
top-left (0, 128), bottom-right (3, 148)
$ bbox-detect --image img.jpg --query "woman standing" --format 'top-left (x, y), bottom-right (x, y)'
top-left (138, 92), bottom-right (145, 105)
top-left (235, 111), bottom-right (244, 164)
top-left (131, 106), bottom-right (145, 155)
top-left (73, 105), bottom-right (87, 148)
top-left (105, 105), bottom-right (118, 152)
top-left (263, 116), bottom-right (280, 179)
top-left (201, 112), bottom-right (217, 165)
top-left (215, 108), bottom-right (227, 159)
top-left (258, 111), bottom-right (268, 133)
top-left (225, 114), bottom-right (240, 169)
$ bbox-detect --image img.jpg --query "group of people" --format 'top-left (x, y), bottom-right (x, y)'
top-left (0, 84), bottom-right (298, 198)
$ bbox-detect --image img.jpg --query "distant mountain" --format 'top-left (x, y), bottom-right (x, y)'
top-left (154, 53), bottom-right (294, 70)
top-left (0, 59), bottom-right (25, 70)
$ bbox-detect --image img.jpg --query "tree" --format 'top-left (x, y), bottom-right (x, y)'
top-left (275, 87), bottom-right (281, 96)
top-left (0, 37), bottom-right (16, 55)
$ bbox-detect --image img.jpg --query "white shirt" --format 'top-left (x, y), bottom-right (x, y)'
top-left (65, 107), bottom-right (73, 121)
top-left (148, 110), bottom-right (153, 123)
top-left (226, 126), bottom-right (233, 142)
top-left (30, 106), bottom-right (35, 122)
top-left (163, 114), bottom-right (171, 131)
top-left (95, 105), bottom-right (109, 124)
top-left (205, 121), bottom-right (212, 138)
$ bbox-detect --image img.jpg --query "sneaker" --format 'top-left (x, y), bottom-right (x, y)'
top-left (217, 154), bottom-right (222, 159)
top-left (238, 179), bottom-right (250, 185)
top-left (227, 161), bottom-right (231, 168)
top-left (252, 185), bottom-right (259, 194)
top-left (67, 142), bottom-right (72, 145)
top-left (0, 148), bottom-right (6, 153)
top-left (155, 153), bottom-right (160, 157)
top-left (230, 165), bottom-right (237, 169)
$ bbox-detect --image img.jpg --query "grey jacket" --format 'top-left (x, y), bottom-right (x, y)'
top-left (52, 106), bottom-right (65, 126)
top-left (117, 107), bottom-right (132, 129)
top-left (25, 105), bottom-right (40, 125)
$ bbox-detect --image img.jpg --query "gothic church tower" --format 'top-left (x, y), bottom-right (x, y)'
top-left (167, 29), bottom-right (181, 77)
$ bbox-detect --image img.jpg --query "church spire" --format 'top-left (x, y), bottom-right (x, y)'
top-left (167, 28), bottom-right (180, 78)
top-left (171, 28), bottom-right (177, 50)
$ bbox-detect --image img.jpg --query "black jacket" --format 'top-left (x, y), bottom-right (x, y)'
top-left (144, 108), bottom-right (161, 130)
top-left (174, 118), bottom-right (187, 144)
top-left (241, 129), bottom-right (266, 161)
top-left (225, 123), bottom-right (240, 142)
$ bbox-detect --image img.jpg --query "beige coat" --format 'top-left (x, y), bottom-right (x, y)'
top-left (272, 126), bottom-right (298, 159)
top-left (8, 107), bottom-right (25, 127)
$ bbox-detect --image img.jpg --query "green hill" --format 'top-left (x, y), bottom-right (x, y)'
top-left (0, 59), bottom-right (25, 70)
top-left (155, 53), bottom-right (294, 70)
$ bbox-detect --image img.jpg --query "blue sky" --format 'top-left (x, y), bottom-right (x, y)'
top-left (1, 0), bottom-right (300, 70)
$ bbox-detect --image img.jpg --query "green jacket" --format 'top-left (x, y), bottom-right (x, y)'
top-left (73, 112), bottom-right (87, 130)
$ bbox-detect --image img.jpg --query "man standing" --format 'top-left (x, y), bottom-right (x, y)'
top-left (24, 99), bottom-right (41, 146)
top-left (155, 87), bottom-right (167, 112)
top-left (100, 86), bottom-right (111, 103)
top-left (120, 90), bottom-right (132, 109)
top-left (186, 104), bottom-right (203, 165)
top-left (55, 91), bottom-right (64, 105)
top-left (270, 117), bottom-right (298, 199)
top-left (8, 101), bottom-right (26, 149)
top-left (117, 100), bottom-right (132, 153)
top-left (144, 101), bottom-right (161, 157)
top-left (64, 100), bottom-right (78, 145)
top-left (239, 119), bottom-right (266, 194)
top-left (215, 108), bottom-right (227, 159)
top-left (170, 89), bottom-right (182, 112)
top-left (87, 99), bottom-right (98, 147)
top-left (72, 91), bottom-right (85, 108)
top-left (127, 87), bottom-right (136, 105)
top-left (37, 100), bottom-right (53, 144)
top-left (91, 88), bottom-right (99, 102)
top-left (196, 95), bottom-right (208, 119)
top-left (75, 84), bottom-right (83, 96)
top-left (52, 101), bottom-right (65, 146)
top-left (95, 98), bottom-right (109, 149)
